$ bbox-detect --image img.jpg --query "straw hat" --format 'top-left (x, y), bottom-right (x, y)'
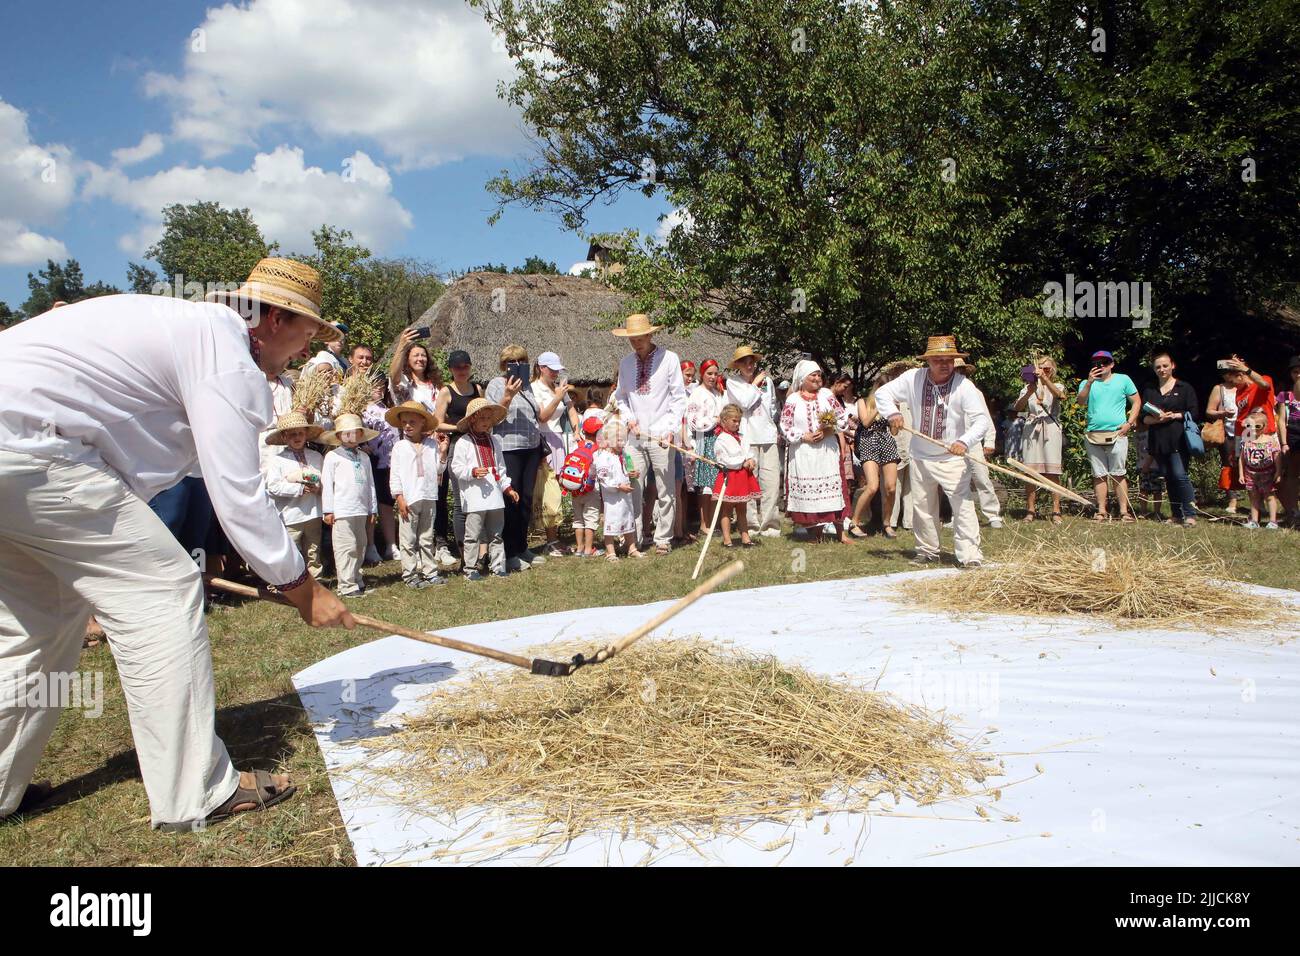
top-left (206, 257), bottom-right (340, 343)
top-left (456, 398), bottom-right (509, 432)
top-left (918, 335), bottom-right (968, 359)
top-left (265, 410), bottom-right (324, 445)
top-left (384, 400), bottom-right (440, 431)
top-left (727, 345), bottom-right (764, 369)
top-left (610, 313), bottom-right (660, 338)
top-left (319, 413), bottom-right (379, 446)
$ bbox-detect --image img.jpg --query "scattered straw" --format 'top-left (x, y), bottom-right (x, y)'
top-left (898, 538), bottom-right (1296, 634)
top-left (367, 639), bottom-right (999, 861)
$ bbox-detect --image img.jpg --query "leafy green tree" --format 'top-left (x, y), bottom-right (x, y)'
top-left (0, 302), bottom-right (17, 328)
top-left (145, 201), bottom-right (277, 291)
top-left (303, 226), bottom-right (386, 353)
top-left (127, 261), bottom-right (161, 294)
top-left (467, 256), bottom-right (561, 275)
top-left (19, 259), bottom-right (120, 316)
top-left (362, 257), bottom-right (446, 347)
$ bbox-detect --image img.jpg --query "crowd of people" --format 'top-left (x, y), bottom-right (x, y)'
top-left (3, 253), bottom-right (1296, 832)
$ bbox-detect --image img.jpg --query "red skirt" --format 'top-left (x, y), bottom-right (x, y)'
top-left (713, 467), bottom-right (761, 502)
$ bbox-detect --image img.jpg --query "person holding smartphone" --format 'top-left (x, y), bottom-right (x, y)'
top-left (485, 345), bottom-right (548, 570)
top-left (531, 351), bottom-right (580, 556)
top-left (1076, 349), bottom-right (1140, 521)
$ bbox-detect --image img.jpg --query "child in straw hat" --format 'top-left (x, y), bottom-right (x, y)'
top-left (386, 401), bottom-right (450, 589)
top-left (262, 412), bottom-right (327, 577)
top-left (321, 413), bottom-right (380, 597)
top-left (451, 398), bottom-right (517, 579)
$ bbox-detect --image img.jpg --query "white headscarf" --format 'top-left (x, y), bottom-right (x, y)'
top-left (790, 360), bottom-right (821, 395)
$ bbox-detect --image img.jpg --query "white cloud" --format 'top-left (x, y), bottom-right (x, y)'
top-left (656, 207), bottom-right (695, 242)
top-left (144, 0), bottom-right (522, 170)
top-left (0, 98), bottom-right (76, 264)
top-left (0, 219), bottom-right (68, 265)
top-left (84, 145), bottom-right (414, 257)
top-left (111, 132), bottom-right (165, 167)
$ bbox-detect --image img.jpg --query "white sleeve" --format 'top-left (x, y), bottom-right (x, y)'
top-left (263, 455), bottom-right (300, 498)
top-left (366, 457), bottom-right (377, 514)
top-left (957, 384), bottom-right (992, 450)
top-left (450, 437), bottom-right (475, 483)
top-left (321, 454), bottom-right (335, 513)
top-left (185, 371), bottom-right (305, 588)
top-left (614, 359), bottom-right (634, 423)
top-left (389, 442), bottom-right (407, 498)
top-left (726, 378), bottom-right (761, 413)
top-left (663, 360), bottom-right (688, 435)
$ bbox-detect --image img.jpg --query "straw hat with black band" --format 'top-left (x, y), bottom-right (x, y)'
top-left (610, 313), bottom-right (661, 338)
top-left (206, 257), bottom-right (341, 344)
top-left (727, 345), bottom-right (765, 369)
top-left (457, 398), bottom-right (509, 432)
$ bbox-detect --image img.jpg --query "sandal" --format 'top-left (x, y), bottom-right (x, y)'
top-left (655, 546), bottom-right (672, 556)
top-left (883, 527), bottom-right (898, 539)
top-left (1120, 513), bottom-right (1136, 523)
top-left (848, 525), bottom-right (871, 539)
top-left (740, 538), bottom-right (756, 548)
top-left (1050, 513), bottom-right (1063, 525)
top-left (204, 769), bottom-right (296, 825)
top-left (1022, 511), bottom-right (1037, 522)
top-left (1093, 513), bottom-right (1110, 522)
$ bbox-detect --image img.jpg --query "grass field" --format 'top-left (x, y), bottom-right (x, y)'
top-left (2, 514), bottom-right (1296, 866)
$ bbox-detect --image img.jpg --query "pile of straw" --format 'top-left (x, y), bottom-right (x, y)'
top-left (372, 640), bottom-right (999, 861)
top-left (898, 538), bottom-right (1293, 632)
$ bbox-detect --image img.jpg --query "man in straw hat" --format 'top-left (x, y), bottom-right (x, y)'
top-left (725, 345), bottom-right (782, 536)
top-left (612, 313), bottom-right (688, 554)
top-left (0, 257), bottom-right (355, 830)
top-left (874, 335), bottom-right (991, 567)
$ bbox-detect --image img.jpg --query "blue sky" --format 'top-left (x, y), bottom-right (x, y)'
top-left (0, 0), bottom-right (673, 309)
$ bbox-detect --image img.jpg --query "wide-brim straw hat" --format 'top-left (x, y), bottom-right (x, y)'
top-left (456, 398), bottom-right (509, 432)
top-left (384, 400), bottom-right (440, 431)
top-left (918, 335), bottom-right (968, 360)
top-left (206, 257), bottom-right (340, 343)
top-left (265, 410), bottom-right (324, 445)
top-left (319, 412), bottom-right (379, 446)
top-left (610, 312), bottom-right (661, 337)
top-left (727, 345), bottom-right (765, 369)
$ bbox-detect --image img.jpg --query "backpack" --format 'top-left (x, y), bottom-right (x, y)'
top-left (558, 440), bottom-right (597, 495)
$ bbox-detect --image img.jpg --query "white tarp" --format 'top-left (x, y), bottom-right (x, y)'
top-left (291, 570), bottom-right (1300, 866)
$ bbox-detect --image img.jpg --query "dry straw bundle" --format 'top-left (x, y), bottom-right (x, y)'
top-left (291, 365), bottom-right (335, 418)
top-left (373, 639), bottom-right (999, 862)
top-left (899, 537), bottom-right (1294, 633)
top-left (335, 369), bottom-right (376, 418)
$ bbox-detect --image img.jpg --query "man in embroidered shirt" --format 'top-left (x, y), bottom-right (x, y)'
top-left (612, 313), bottom-right (688, 553)
top-left (0, 258), bottom-right (354, 831)
top-left (875, 335), bottom-right (990, 567)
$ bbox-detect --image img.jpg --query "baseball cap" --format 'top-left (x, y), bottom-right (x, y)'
top-left (581, 416), bottom-right (603, 437)
top-left (538, 351), bottom-right (566, 372)
top-left (448, 349), bottom-right (471, 368)
top-left (1091, 350), bottom-right (1114, 363)
top-left (1288, 355), bottom-right (1300, 370)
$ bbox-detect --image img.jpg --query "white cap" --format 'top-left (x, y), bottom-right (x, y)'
top-left (537, 351), bottom-right (566, 372)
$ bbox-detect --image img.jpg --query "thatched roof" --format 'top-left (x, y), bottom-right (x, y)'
top-left (412, 272), bottom-right (745, 383)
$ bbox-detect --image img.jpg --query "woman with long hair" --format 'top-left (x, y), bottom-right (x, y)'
top-left (686, 359), bottom-right (726, 534)
top-left (1013, 355), bottom-right (1066, 524)
top-left (429, 349), bottom-right (482, 567)
top-left (388, 329), bottom-right (444, 411)
top-left (847, 376), bottom-right (901, 539)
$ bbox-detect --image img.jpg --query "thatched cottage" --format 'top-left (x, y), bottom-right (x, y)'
top-left (410, 272), bottom-right (742, 385)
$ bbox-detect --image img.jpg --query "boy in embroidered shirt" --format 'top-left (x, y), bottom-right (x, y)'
top-left (570, 416), bottom-right (604, 557)
top-left (451, 399), bottom-right (518, 579)
top-left (321, 413), bottom-right (379, 596)
top-left (262, 411), bottom-right (326, 577)
top-left (386, 401), bottom-right (450, 589)
top-left (593, 419), bottom-right (642, 561)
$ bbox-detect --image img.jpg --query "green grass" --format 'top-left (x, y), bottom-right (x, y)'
top-left (2, 515), bottom-right (1296, 866)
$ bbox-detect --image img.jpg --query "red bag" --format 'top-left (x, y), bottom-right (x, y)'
top-left (558, 440), bottom-right (597, 495)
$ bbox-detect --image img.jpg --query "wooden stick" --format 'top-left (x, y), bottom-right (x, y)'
top-left (208, 577), bottom-right (536, 672)
top-left (1002, 457), bottom-right (1082, 503)
top-left (597, 560), bottom-right (745, 662)
top-left (900, 425), bottom-right (1092, 508)
top-left (692, 492), bottom-right (727, 581)
top-left (660, 438), bottom-right (724, 470)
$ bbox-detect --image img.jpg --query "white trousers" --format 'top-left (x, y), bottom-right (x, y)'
top-left (967, 446), bottom-right (1002, 519)
top-left (398, 499), bottom-right (436, 582)
top-left (911, 457), bottom-right (983, 564)
top-left (0, 450), bottom-right (239, 828)
top-left (629, 441), bottom-right (677, 548)
top-left (332, 515), bottom-right (368, 595)
top-left (463, 508), bottom-right (506, 574)
top-left (745, 442), bottom-right (782, 532)
top-left (890, 462), bottom-right (914, 530)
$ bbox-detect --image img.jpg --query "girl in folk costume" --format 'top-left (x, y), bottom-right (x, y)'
top-left (385, 401), bottom-right (450, 589)
top-left (687, 359), bottom-right (726, 534)
top-left (712, 403), bottom-right (761, 548)
top-left (780, 360), bottom-right (851, 543)
top-left (262, 412), bottom-right (326, 577)
top-left (594, 418), bottom-right (643, 561)
top-left (451, 399), bottom-right (518, 578)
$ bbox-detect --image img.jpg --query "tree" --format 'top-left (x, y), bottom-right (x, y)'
top-left (145, 201), bottom-right (277, 293)
top-left (302, 226), bottom-right (382, 352)
top-left (362, 257), bottom-right (446, 346)
top-left (127, 262), bottom-right (160, 295)
top-left (474, 0), bottom-right (1300, 383)
top-left (19, 259), bottom-right (120, 317)
top-left (466, 256), bottom-right (561, 275)
top-left (0, 302), bottom-right (16, 329)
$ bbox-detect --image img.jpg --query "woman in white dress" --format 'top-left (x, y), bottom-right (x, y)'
top-left (686, 359), bottom-right (726, 531)
top-left (780, 360), bottom-right (850, 543)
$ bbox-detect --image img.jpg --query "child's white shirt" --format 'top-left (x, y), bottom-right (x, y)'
top-left (593, 448), bottom-right (631, 492)
top-left (389, 436), bottom-right (446, 505)
top-left (713, 429), bottom-right (751, 468)
top-left (263, 446), bottom-right (324, 526)
top-left (322, 446), bottom-right (378, 519)
top-left (451, 432), bottom-right (513, 512)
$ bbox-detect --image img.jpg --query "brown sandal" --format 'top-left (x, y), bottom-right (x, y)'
top-left (205, 769), bottom-right (296, 825)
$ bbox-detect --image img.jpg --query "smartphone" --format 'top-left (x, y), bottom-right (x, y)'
top-left (411, 327), bottom-right (431, 340)
top-left (506, 361), bottom-right (530, 383)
